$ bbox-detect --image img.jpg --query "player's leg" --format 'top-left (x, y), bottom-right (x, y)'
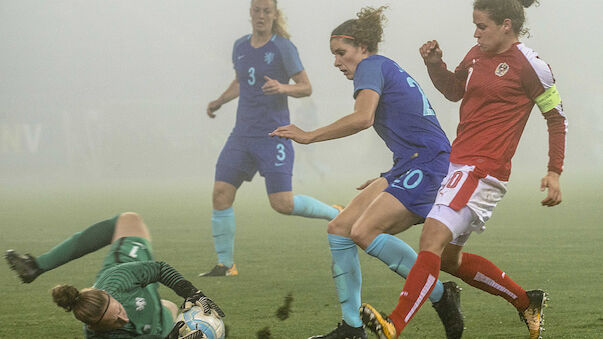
top-left (5, 213), bottom-right (124, 283)
top-left (384, 216), bottom-right (453, 336)
top-left (200, 181), bottom-right (240, 277)
top-left (353, 192), bottom-right (463, 339)
top-left (351, 192), bottom-right (446, 303)
top-left (441, 242), bottom-right (545, 339)
top-left (5, 212), bottom-right (152, 283)
top-left (201, 136), bottom-right (255, 277)
top-left (308, 178), bottom-right (388, 339)
top-left (261, 137), bottom-right (340, 220)
top-left (266, 185), bottom-right (340, 221)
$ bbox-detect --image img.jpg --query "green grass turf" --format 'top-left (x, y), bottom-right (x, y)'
top-left (1, 175), bottom-right (602, 338)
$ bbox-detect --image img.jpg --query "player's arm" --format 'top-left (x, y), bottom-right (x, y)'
top-left (99, 261), bottom-right (225, 316)
top-left (419, 40), bottom-right (466, 102)
top-left (207, 73), bottom-right (240, 118)
top-left (539, 104), bottom-right (566, 207)
top-left (523, 60), bottom-right (566, 207)
top-left (269, 89), bottom-right (378, 144)
top-left (262, 70), bottom-right (312, 98)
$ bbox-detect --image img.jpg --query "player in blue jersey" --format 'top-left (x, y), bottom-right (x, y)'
top-left (270, 7), bottom-right (463, 339)
top-left (203, 0), bottom-right (341, 277)
top-left (5, 212), bottom-right (223, 338)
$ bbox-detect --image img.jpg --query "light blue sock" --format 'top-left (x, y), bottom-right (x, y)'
top-left (291, 195), bottom-right (339, 220)
top-left (211, 208), bottom-right (235, 268)
top-left (365, 233), bottom-right (444, 303)
top-left (328, 234), bottom-right (362, 328)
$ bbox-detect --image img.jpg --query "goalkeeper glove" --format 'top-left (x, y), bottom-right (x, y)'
top-left (181, 290), bottom-right (225, 318)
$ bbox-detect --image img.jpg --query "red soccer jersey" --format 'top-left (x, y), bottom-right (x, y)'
top-left (426, 42), bottom-right (566, 181)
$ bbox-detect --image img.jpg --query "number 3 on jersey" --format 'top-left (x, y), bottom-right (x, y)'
top-left (407, 77), bottom-right (435, 116)
top-left (248, 67), bottom-right (256, 85)
top-left (276, 143), bottom-right (286, 161)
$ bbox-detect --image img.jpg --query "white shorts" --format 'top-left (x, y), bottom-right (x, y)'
top-left (426, 163), bottom-right (508, 245)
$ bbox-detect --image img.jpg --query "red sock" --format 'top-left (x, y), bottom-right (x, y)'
top-left (389, 251), bottom-right (440, 334)
top-left (453, 252), bottom-right (529, 311)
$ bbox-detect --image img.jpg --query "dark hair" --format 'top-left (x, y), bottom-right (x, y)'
top-left (52, 285), bottom-right (108, 325)
top-left (474, 0), bottom-right (539, 36)
top-left (330, 6), bottom-right (388, 53)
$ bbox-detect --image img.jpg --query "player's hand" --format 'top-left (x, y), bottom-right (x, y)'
top-left (262, 76), bottom-right (285, 95)
top-left (182, 290), bottom-right (226, 318)
top-left (540, 171), bottom-right (562, 206)
top-left (164, 321), bottom-right (185, 339)
top-left (207, 99), bottom-right (222, 118)
top-left (357, 177), bottom-right (379, 190)
top-left (269, 124), bottom-right (313, 144)
top-left (180, 330), bottom-right (207, 339)
top-left (419, 40), bottom-right (443, 65)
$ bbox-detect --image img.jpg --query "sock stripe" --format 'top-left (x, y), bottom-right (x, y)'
top-left (474, 272), bottom-right (517, 299)
top-left (404, 274), bottom-right (436, 323)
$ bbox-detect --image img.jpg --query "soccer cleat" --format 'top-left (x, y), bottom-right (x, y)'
top-left (307, 320), bottom-right (367, 339)
top-left (519, 290), bottom-right (547, 339)
top-left (332, 204), bottom-right (345, 213)
top-left (360, 304), bottom-right (396, 339)
top-left (5, 250), bottom-right (43, 283)
top-left (432, 281), bottom-right (464, 339)
top-left (198, 264), bottom-right (238, 277)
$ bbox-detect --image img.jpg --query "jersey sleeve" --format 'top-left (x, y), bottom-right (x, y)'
top-left (94, 261), bottom-right (196, 297)
top-left (274, 37), bottom-right (304, 77)
top-left (232, 35), bottom-right (249, 69)
top-left (425, 49), bottom-right (475, 102)
top-left (521, 54), bottom-right (567, 174)
top-left (353, 58), bottom-right (384, 99)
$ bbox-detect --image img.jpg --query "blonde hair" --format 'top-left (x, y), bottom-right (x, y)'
top-left (52, 285), bottom-right (108, 325)
top-left (330, 6), bottom-right (388, 53)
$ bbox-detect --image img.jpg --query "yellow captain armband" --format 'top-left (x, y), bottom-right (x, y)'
top-left (535, 85), bottom-right (562, 113)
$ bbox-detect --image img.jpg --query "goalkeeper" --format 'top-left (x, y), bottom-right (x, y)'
top-left (5, 212), bottom-right (224, 338)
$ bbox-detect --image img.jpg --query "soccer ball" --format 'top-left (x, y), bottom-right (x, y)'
top-left (176, 306), bottom-right (225, 339)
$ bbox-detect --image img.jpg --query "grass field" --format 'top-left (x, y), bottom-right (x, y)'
top-left (1, 174), bottom-right (602, 338)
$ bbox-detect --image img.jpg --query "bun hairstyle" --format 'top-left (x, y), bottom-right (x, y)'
top-left (52, 285), bottom-right (107, 325)
top-left (330, 6), bottom-right (388, 53)
top-left (473, 0), bottom-right (540, 36)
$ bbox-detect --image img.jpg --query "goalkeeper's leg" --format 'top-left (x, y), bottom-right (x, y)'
top-left (6, 212), bottom-right (150, 283)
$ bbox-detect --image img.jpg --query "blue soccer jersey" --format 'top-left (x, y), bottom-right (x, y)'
top-left (353, 55), bottom-right (451, 164)
top-left (232, 34), bottom-right (304, 137)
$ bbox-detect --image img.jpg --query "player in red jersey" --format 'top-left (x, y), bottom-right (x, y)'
top-left (360, 1), bottom-right (566, 339)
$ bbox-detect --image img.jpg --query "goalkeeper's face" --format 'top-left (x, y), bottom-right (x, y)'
top-left (88, 294), bottom-right (129, 331)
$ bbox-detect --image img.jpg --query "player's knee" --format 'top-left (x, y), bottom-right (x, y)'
top-left (327, 217), bottom-right (348, 235)
top-left (118, 212), bottom-right (143, 226)
top-left (270, 198), bottom-right (293, 215)
top-left (213, 189), bottom-right (234, 210)
top-left (440, 255), bottom-right (461, 274)
top-left (115, 212), bottom-right (150, 240)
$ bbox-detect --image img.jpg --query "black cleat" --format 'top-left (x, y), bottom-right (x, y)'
top-left (307, 320), bottom-right (367, 339)
top-left (198, 264), bottom-right (238, 277)
top-left (519, 289), bottom-right (547, 339)
top-left (432, 281), bottom-right (464, 339)
top-left (5, 250), bottom-right (43, 283)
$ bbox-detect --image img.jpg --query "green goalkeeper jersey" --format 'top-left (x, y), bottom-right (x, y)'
top-left (85, 261), bottom-right (188, 339)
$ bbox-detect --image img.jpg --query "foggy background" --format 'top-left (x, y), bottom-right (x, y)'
top-left (2, 0), bottom-right (602, 190)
